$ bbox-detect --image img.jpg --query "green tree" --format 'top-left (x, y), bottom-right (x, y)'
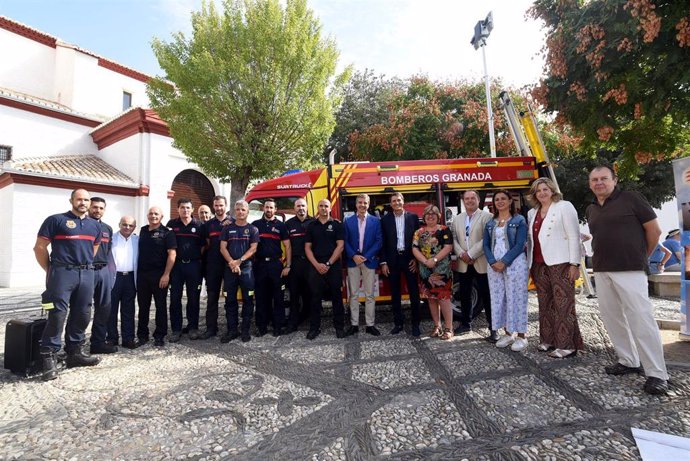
top-left (147, 0), bottom-right (350, 202)
top-left (326, 69), bottom-right (404, 162)
top-left (529, 0), bottom-right (690, 173)
top-left (347, 76), bottom-right (521, 161)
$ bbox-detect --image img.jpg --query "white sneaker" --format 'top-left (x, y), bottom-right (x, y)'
top-left (511, 337), bottom-right (528, 352)
top-left (495, 334), bottom-right (515, 348)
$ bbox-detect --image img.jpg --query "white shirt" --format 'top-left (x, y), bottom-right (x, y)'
top-left (112, 231), bottom-right (136, 272)
top-left (394, 212), bottom-right (405, 251)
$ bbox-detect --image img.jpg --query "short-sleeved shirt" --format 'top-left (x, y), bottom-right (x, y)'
top-left (286, 216), bottom-right (316, 257)
top-left (93, 221), bottom-right (114, 265)
top-left (166, 217), bottom-right (204, 261)
top-left (202, 216), bottom-right (228, 263)
top-left (37, 211), bottom-right (102, 266)
top-left (586, 188), bottom-right (657, 272)
top-left (305, 218), bottom-right (345, 264)
top-left (138, 224), bottom-right (177, 273)
top-left (220, 222), bottom-right (260, 263)
top-left (252, 217), bottom-right (289, 260)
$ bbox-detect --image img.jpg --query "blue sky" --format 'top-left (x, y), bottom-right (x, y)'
top-left (0, 0), bottom-right (546, 88)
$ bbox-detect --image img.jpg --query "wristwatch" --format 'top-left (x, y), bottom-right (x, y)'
top-left (240, 256), bottom-right (245, 263)
top-left (433, 257), bottom-right (438, 263)
top-left (325, 261), bottom-right (331, 267)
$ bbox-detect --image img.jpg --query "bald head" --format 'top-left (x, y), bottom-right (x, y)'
top-left (119, 215), bottom-right (136, 238)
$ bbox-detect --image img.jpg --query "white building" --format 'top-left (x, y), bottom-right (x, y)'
top-left (0, 16), bottom-right (230, 287)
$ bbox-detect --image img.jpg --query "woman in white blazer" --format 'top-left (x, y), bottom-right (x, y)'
top-left (527, 177), bottom-right (584, 359)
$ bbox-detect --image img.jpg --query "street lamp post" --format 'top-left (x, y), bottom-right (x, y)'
top-left (471, 12), bottom-right (496, 158)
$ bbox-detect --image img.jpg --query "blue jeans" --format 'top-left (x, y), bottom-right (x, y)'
top-left (223, 263), bottom-right (254, 334)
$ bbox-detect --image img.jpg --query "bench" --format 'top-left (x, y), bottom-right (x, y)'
top-left (648, 272), bottom-right (681, 297)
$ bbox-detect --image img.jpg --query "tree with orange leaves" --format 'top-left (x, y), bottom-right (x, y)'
top-left (530, 0), bottom-right (689, 176)
top-left (343, 76), bottom-right (519, 162)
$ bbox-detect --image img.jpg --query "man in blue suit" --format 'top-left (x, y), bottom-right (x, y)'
top-left (380, 192), bottom-right (421, 336)
top-left (344, 194), bottom-right (383, 336)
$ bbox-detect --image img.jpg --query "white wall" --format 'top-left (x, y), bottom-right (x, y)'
top-left (0, 105), bottom-right (98, 157)
top-left (69, 50), bottom-right (149, 118)
top-left (0, 184), bottom-right (15, 287)
top-left (1, 30), bottom-right (149, 120)
top-left (3, 183), bottom-right (136, 287)
top-left (0, 28), bottom-right (56, 100)
top-left (98, 135), bottom-right (141, 182)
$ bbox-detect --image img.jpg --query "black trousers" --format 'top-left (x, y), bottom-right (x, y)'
top-left (288, 256), bottom-right (311, 327)
top-left (308, 263), bottom-right (345, 332)
top-left (254, 260), bottom-right (286, 332)
top-left (137, 270), bottom-right (168, 340)
top-left (204, 259), bottom-right (225, 334)
top-left (456, 265), bottom-right (491, 327)
top-left (387, 253), bottom-right (421, 327)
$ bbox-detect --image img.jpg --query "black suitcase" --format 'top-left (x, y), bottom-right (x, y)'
top-left (4, 318), bottom-right (47, 376)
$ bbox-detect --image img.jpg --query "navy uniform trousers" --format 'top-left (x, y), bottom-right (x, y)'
top-left (254, 259), bottom-right (285, 332)
top-left (41, 265), bottom-right (94, 353)
top-left (90, 265), bottom-right (114, 346)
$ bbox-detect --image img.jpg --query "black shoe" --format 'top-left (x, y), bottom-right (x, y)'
top-left (65, 349), bottom-right (100, 368)
top-left (241, 332), bottom-right (251, 342)
top-left (121, 340), bottom-right (139, 350)
top-left (106, 339), bottom-right (119, 347)
top-left (41, 352), bottom-right (58, 381)
top-left (365, 326), bottom-right (381, 336)
top-left (335, 328), bottom-right (346, 339)
top-left (345, 325), bottom-right (359, 336)
top-left (154, 338), bottom-right (165, 347)
top-left (454, 324), bottom-right (471, 335)
top-left (168, 331), bottom-right (182, 343)
top-left (411, 324), bottom-right (421, 337)
top-left (272, 329), bottom-right (284, 337)
top-left (306, 330), bottom-right (320, 340)
top-left (200, 330), bottom-right (217, 340)
top-left (181, 326), bottom-right (189, 334)
top-left (221, 332), bottom-right (239, 343)
top-left (605, 362), bottom-right (643, 376)
top-left (487, 330), bottom-right (500, 343)
top-left (90, 343), bottom-right (118, 354)
top-left (286, 324), bottom-right (298, 334)
top-left (188, 329), bottom-right (201, 340)
top-left (390, 325), bottom-right (404, 335)
top-left (644, 377), bottom-right (669, 395)
top-left (137, 336), bottom-right (149, 346)
top-left (256, 328), bottom-right (268, 337)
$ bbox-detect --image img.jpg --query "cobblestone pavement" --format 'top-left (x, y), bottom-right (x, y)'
top-left (0, 288), bottom-right (688, 460)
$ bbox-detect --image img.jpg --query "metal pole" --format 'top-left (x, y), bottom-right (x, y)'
top-left (482, 46), bottom-right (496, 158)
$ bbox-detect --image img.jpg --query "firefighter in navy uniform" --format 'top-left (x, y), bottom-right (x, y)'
top-left (285, 198), bottom-right (315, 332)
top-left (33, 189), bottom-right (102, 381)
top-left (200, 195), bottom-right (231, 339)
top-left (166, 198), bottom-right (206, 342)
top-left (252, 198), bottom-right (291, 336)
top-left (87, 197), bottom-right (118, 354)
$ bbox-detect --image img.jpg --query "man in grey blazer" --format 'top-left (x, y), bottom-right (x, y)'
top-left (451, 190), bottom-right (496, 341)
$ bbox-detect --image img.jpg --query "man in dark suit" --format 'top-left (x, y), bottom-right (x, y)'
top-left (380, 192), bottom-right (421, 336)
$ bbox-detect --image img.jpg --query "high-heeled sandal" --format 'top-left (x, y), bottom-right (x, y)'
top-left (429, 325), bottom-right (442, 338)
top-left (440, 328), bottom-right (454, 340)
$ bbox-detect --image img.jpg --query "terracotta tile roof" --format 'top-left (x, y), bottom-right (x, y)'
top-left (2, 154), bottom-right (137, 187)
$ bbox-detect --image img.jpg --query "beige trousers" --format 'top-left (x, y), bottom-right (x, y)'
top-left (594, 271), bottom-right (668, 380)
top-left (347, 265), bottom-right (376, 326)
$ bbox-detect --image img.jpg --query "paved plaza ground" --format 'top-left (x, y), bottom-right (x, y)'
top-left (0, 288), bottom-right (688, 460)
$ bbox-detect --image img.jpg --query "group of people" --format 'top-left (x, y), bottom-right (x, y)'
top-left (33, 164), bottom-right (670, 394)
